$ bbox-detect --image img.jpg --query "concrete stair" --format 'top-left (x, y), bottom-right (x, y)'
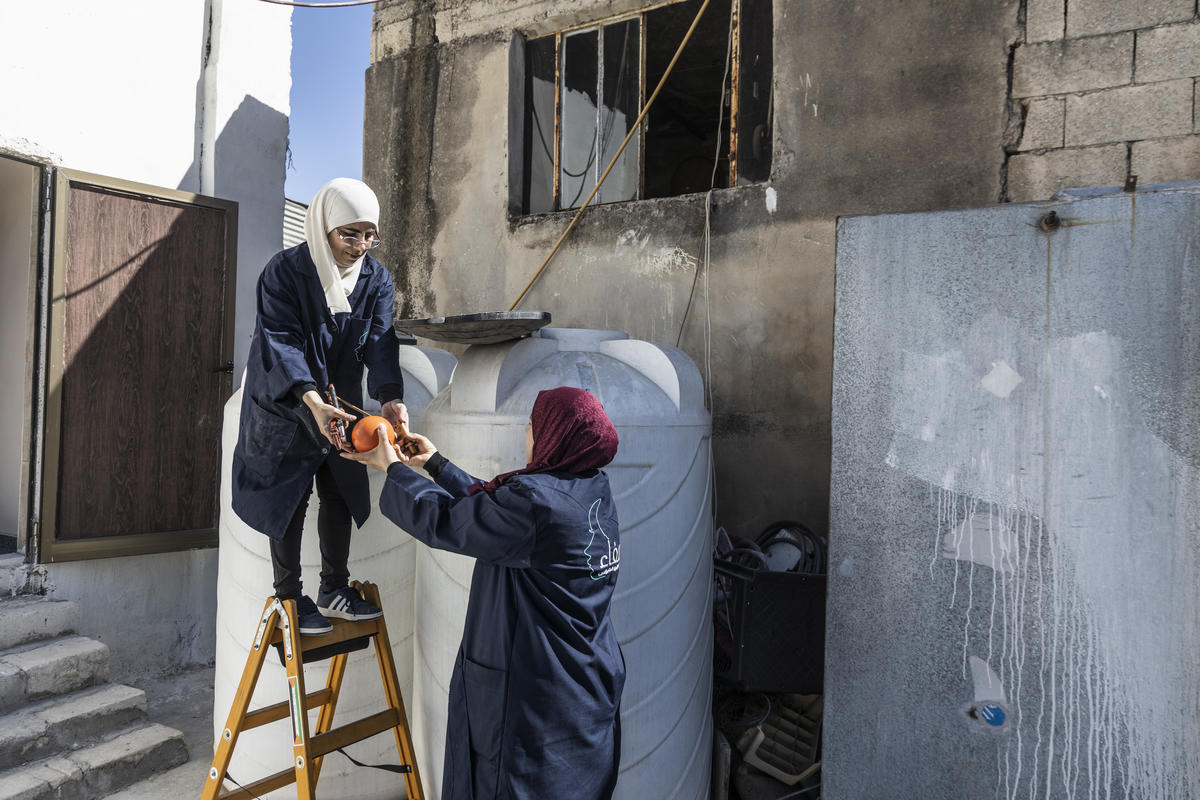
top-left (0, 596), bottom-right (189, 800)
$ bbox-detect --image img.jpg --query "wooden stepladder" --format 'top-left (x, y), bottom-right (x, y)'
top-left (203, 581), bottom-right (424, 799)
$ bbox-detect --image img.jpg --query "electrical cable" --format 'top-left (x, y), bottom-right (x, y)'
top-left (257, 0), bottom-right (376, 7)
top-left (716, 691), bottom-right (772, 730)
top-left (698, 0), bottom-right (735, 533)
top-left (775, 780), bottom-right (822, 799)
top-left (676, 0), bottom-right (736, 350)
top-left (756, 520), bottom-right (826, 575)
top-left (222, 772), bottom-right (263, 799)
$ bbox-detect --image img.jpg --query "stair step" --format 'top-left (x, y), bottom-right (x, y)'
top-left (0, 723), bottom-right (188, 800)
top-left (0, 597), bottom-right (79, 652)
top-left (0, 637), bottom-right (109, 714)
top-left (0, 684), bottom-right (148, 766)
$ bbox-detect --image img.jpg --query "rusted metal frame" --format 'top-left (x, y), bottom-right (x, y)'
top-left (549, 5), bottom-right (665, 37)
top-left (542, 4), bottom-right (675, 208)
top-left (553, 32), bottom-right (562, 211)
top-left (510, 0), bottom-right (714, 310)
top-left (28, 163), bottom-right (53, 564)
top-left (728, 0), bottom-right (741, 187)
top-left (637, 13), bottom-right (647, 200)
top-left (595, 25), bottom-right (605, 204)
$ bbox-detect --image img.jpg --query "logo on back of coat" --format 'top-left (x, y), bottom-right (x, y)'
top-left (585, 498), bottom-right (619, 580)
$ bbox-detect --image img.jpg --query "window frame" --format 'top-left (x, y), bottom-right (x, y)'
top-left (513, 0), bottom-right (766, 216)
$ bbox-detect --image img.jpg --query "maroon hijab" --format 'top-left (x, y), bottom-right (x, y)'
top-left (468, 387), bottom-right (619, 495)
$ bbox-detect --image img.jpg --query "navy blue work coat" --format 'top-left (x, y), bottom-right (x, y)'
top-left (379, 460), bottom-right (625, 800)
top-left (231, 244), bottom-right (405, 541)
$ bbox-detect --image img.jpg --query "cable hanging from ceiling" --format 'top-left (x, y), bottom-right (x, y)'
top-left (256, 0), bottom-right (376, 8)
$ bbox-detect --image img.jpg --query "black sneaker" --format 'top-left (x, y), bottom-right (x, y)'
top-left (317, 586), bottom-right (383, 621)
top-left (293, 595), bottom-right (332, 635)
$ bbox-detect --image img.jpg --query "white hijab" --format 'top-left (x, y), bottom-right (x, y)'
top-left (304, 177), bottom-right (381, 314)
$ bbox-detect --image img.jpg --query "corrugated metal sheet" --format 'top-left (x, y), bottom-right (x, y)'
top-left (283, 198), bottom-right (307, 248)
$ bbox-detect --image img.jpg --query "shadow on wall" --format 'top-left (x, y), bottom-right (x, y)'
top-left (50, 187), bottom-right (229, 545)
top-left (214, 94), bottom-right (289, 378)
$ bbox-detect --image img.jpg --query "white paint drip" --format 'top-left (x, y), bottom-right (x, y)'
top-left (969, 656), bottom-right (1007, 703)
top-left (929, 481), bottom-right (1189, 800)
top-left (765, 187), bottom-right (777, 214)
top-left (891, 319), bottom-right (1198, 799)
top-left (942, 510), bottom-right (1017, 574)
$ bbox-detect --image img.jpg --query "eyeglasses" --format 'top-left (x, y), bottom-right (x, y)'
top-left (334, 229), bottom-right (383, 249)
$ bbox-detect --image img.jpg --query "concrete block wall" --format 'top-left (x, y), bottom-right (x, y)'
top-left (1009, 0), bottom-right (1200, 200)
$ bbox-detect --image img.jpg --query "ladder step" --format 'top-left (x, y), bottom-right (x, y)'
top-left (241, 687), bottom-right (334, 730)
top-left (218, 764), bottom-right (298, 800)
top-left (309, 708), bottom-right (402, 758)
top-left (267, 617), bottom-right (382, 653)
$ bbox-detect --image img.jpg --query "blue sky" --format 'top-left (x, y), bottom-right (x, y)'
top-left (285, 4), bottom-right (373, 204)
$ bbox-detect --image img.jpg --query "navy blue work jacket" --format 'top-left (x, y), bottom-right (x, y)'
top-left (380, 460), bottom-right (625, 800)
top-left (231, 244), bottom-right (405, 541)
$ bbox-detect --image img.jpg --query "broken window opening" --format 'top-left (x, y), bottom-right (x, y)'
top-left (517, 0), bottom-right (773, 215)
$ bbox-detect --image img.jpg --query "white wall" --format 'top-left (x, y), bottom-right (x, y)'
top-left (0, 159), bottom-right (36, 542)
top-left (0, 0), bottom-right (292, 677)
top-left (0, 3), bottom-right (210, 186)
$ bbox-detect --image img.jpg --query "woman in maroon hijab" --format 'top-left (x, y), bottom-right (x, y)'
top-left (346, 387), bottom-right (625, 800)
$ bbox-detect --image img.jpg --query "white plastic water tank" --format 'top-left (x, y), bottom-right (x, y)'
top-left (213, 344), bottom-right (455, 799)
top-left (412, 327), bottom-right (713, 799)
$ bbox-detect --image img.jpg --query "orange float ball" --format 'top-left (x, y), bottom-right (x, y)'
top-left (350, 415), bottom-right (396, 452)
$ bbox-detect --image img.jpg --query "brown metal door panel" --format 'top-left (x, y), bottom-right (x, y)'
top-left (43, 171), bottom-right (236, 559)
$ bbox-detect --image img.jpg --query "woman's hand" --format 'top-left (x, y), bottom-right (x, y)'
top-left (340, 423), bottom-right (402, 472)
top-left (302, 390), bottom-right (356, 450)
top-left (399, 432), bottom-right (437, 469)
top-left (380, 399), bottom-right (409, 430)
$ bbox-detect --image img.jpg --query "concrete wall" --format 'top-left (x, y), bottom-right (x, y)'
top-left (1008, 0), bottom-right (1200, 199)
top-left (0, 0), bottom-right (292, 677)
top-left (363, 0), bottom-right (1023, 541)
top-left (364, 0), bottom-right (1200, 542)
top-left (827, 183), bottom-right (1200, 799)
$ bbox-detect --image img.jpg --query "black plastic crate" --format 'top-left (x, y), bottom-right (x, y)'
top-left (714, 560), bottom-right (827, 694)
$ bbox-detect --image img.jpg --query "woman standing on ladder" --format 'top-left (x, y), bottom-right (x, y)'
top-left (231, 177), bottom-right (408, 634)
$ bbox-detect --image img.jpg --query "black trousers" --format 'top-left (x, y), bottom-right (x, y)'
top-left (269, 460), bottom-right (352, 599)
